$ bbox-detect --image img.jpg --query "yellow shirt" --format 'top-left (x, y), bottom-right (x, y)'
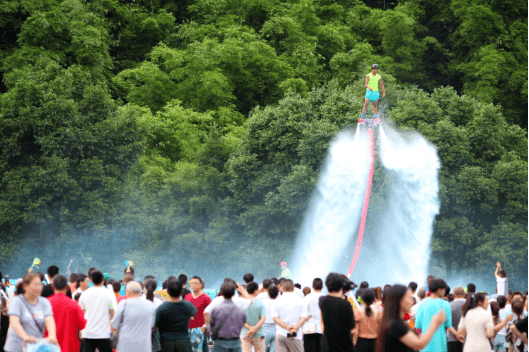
top-left (367, 73), bottom-right (381, 91)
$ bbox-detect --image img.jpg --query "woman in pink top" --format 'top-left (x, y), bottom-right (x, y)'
top-left (355, 289), bottom-right (382, 352)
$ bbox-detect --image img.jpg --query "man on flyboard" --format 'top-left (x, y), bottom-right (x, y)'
top-left (359, 64), bottom-right (385, 126)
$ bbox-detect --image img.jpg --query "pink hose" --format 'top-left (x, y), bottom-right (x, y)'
top-left (347, 128), bottom-right (375, 277)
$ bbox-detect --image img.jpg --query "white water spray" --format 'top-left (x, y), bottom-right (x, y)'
top-left (291, 129), bottom-right (370, 285)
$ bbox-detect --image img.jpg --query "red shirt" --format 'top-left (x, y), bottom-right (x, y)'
top-left (185, 292), bottom-right (211, 328)
top-left (47, 293), bottom-right (87, 352)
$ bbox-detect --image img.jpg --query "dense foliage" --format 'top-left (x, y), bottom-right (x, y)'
top-left (0, 0), bottom-right (526, 289)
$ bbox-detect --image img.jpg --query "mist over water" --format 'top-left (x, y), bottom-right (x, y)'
top-left (291, 129), bottom-right (370, 285)
top-left (293, 124), bottom-right (440, 287)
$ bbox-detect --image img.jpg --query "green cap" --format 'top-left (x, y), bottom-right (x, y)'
top-left (104, 273), bottom-right (110, 280)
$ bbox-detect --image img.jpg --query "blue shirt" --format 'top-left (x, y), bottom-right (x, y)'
top-left (415, 298), bottom-right (452, 352)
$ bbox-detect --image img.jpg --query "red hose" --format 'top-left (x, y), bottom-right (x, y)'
top-left (347, 127), bottom-right (375, 277)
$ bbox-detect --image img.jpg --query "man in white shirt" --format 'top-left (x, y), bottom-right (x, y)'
top-left (204, 279), bottom-right (253, 325)
top-left (494, 262), bottom-right (508, 296)
top-left (79, 270), bottom-right (115, 352)
top-left (257, 279), bottom-right (271, 301)
top-left (272, 279), bottom-right (308, 352)
top-left (303, 278), bottom-right (324, 352)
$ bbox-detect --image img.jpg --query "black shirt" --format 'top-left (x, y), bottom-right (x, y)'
top-left (515, 317), bottom-right (528, 334)
top-left (385, 319), bottom-right (413, 352)
top-left (319, 295), bottom-right (355, 352)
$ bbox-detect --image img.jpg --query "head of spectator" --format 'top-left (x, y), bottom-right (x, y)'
top-left (90, 270), bottom-right (105, 287)
top-left (69, 273), bottom-right (78, 285)
top-left (126, 281), bottom-right (142, 298)
top-left (325, 273), bottom-right (343, 294)
top-left (429, 279), bottom-right (447, 298)
top-left (246, 282), bottom-right (260, 297)
top-left (498, 269), bottom-right (507, 278)
top-left (144, 279), bottom-right (157, 302)
top-left (112, 282), bottom-right (121, 294)
top-left (268, 285), bottom-right (279, 300)
top-left (462, 292), bottom-right (488, 317)
top-left (467, 283), bottom-right (476, 294)
top-left (76, 274), bottom-right (89, 291)
top-left (74, 292), bottom-right (81, 302)
top-left (426, 275), bottom-right (435, 286)
top-left (278, 277), bottom-right (287, 292)
top-left (18, 273), bottom-right (43, 299)
top-left (417, 287), bottom-right (427, 301)
top-left (490, 301), bottom-right (500, 323)
top-left (52, 274), bottom-right (69, 294)
top-left (374, 286), bottom-right (382, 303)
top-left (243, 273), bottom-right (254, 284)
top-left (496, 295), bottom-right (506, 309)
top-left (360, 281), bottom-right (369, 289)
top-left (270, 278), bottom-right (279, 286)
top-left (512, 291), bottom-right (523, 303)
top-left (362, 288), bottom-right (376, 317)
top-left (167, 280), bottom-right (183, 299)
top-left (124, 266), bottom-right (135, 276)
top-left (178, 274), bottom-right (188, 288)
top-left (382, 285), bottom-right (393, 304)
top-left (294, 283), bottom-right (302, 290)
top-left (47, 265), bottom-right (59, 282)
top-left (453, 286), bottom-right (465, 299)
top-left (144, 275), bottom-right (155, 283)
top-left (341, 275), bottom-right (356, 295)
top-left (282, 279), bottom-right (294, 293)
top-left (408, 281), bottom-right (418, 294)
top-left (35, 272), bottom-right (45, 282)
top-left (262, 279), bottom-right (271, 292)
top-left (220, 281), bottom-right (236, 299)
top-left (312, 278), bottom-right (323, 292)
top-left (189, 276), bottom-right (205, 295)
top-left (303, 287), bottom-right (311, 296)
top-left (512, 300), bottom-right (524, 318)
top-left (88, 267), bottom-right (97, 280)
top-left (122, 273), bottom-right (134, 287)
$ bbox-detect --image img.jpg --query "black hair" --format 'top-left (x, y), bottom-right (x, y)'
top-left (91, 270), bottom-right (104, 285)
top-left (112, 282), bottom-right (121, 293)
top-left (145, 279), bottom-right (157, 302)
top-left (512, 300), bottom-right (524, 316)
top-left (497, 296), bottom-right (506, 309)
top-left (341, 275), bottom-right (357, 293)
top-left (382, 285), bottom-right (392, 304)
top-left (144, 275), bottom-right (155, 281)
top-left (74, 292), bottom-right (81, 302)
top-left (408, 282), bottom-right (418, 292)
top-left (445, 285), bottom-right (451, 297)
top-left (269, 285), bottom-right (279, 299)
top-left (262, 279), bottom-right (271, 289)
top-left (178, 274), bottom-right (188, 284)
top-left (429, 279), bottom-right (447, 293)
top-left (462, 292), bottom-right (487, 317)
top-left (325, 273), bottom-right (343, 293)
top-left (124, 267), bottom-right (135, 275)
top-left (467, 283), bottom-right (476, 293)
top-left (376, 285), bottom-right (408, 352)
top-left (36, 272), bottom-right (45, 282)
top-left (107, 278), bottom-right (116, 286)
top-left (69, 273), bottom-right (78, 283)
top-left (243, 273), bottom-right (254, 284)
top-left (246, 282), bottom-right (259, 294)
top-left (220, 281), bottom-right (236, 299)
top-left (190, 276), bottom-right (204, 287)
top-left (512, 291), bottom-right (523, 301)
top-left (52, 274), bottom-right (68, 290)
top-left (278, 278), bottom-right (287, 285)
top-left (47, 265), bottom-right (59, 279)
top-left (499, 269), bottom-right (507, 278)
top-left (490, 301), bottom-right (500, 324)
top-left (362, 288), bottom-right (376, 317)
top-left (76, 274), bottom-right (87, 289)
top-left (88, 267), bottom-right (97, 278)
top-left (294, 283), bottom-right (301, 289)
top-left (270, 278), bottom-right (279, 285)
top-left (167, 280), bottom-right (183, 298)
top-left (372, 64), bottom-right (379, 69)
top-left (360, 281), bottom-right (369, 289)
top-left (313, 278), bottom-right (323, 290)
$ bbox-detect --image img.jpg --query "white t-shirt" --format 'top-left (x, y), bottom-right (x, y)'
top-left (80, 286), bottom-right (116, 339)
top-left (304, 291), bottom-right (324, 334)
top-left (496, 277), bottom-right (508, 296)
top-left (141, 294), bottom-right (163, 309)
top-left (257, 292), bottom-right (270, 301)
top-left (204, 295), bottom-right (251, 315)
top-left (272, 292), bottom-right (308, 340)
top-left (264, 298), bottom-right (276, 324)
top-left (294, 287), bottom-right (304, 299)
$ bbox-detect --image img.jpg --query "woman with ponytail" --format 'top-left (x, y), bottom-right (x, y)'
top-left (143, 279), bottom-right (163, 308)
top-left (458, 292), bottom-right (495, 352)
top-left (355, 288), bottom-right (382, 352)
top-left (375, 285), bottom-right (446, 352)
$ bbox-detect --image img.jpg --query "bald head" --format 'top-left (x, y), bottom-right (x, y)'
top-left (126, 281), bottom-right (142, 297)
top-left (453, 286), bottom-right (465, 298)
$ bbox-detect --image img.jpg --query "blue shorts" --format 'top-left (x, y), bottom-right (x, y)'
top-left (365, 90), bottom-right (380, 102)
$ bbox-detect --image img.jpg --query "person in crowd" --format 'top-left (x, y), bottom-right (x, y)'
top-left (41, 265), bottom-right (59, 298)
top-left (447, 286), bottom-right (466, 352)
top-left (319, 273), bottom-right (355, 352)
top-left (145, 278), bottom-right (164, 309)
top-left (411, 287), bottom-right (427, 324)
top-left (409, 282), bottom-right (418, 300)
top-left (512, 291), bottom-right (524, 304)
top-left (257, 279), bottom-right (271, 301)
top-left (185, 276), bottom-right (211, 352)
top-left (355, 288), bottom-right (382, 352)
top-left (509, 316), bottom-right (528, 345)
top-left (466, 283), bottom-right (476, 297)
top-left (112, 281), bottom-right (156, 352)
top-left (243, 273), bottom-right (254, 286)
top-left (279, 262), bottom-right (292, 280)
top-left (303, 278), bottom-right (324, 352)
top-left (209, 281), bottom-right (246, 352)
top-left (204, 279), bottom-right (253, 326)
top-left (457, 292), bottom-right (494, 352)
top-left (506, 300), bottom-right (526, 352)
top-left (415, 279), bottom-right (463, 352)
top-left (494, 296), bottom-right (508, 352)
top-left (119, 273), bottom-right (134, 297)
top-left (303, 287), bottom-right (311, 296)
top-left (495, 262), bottom-right (508, 297)
top-left (272, 278), bottom-right (307, 352)
top-left (375, 284), bottom-right (447, 352)
top-left (75, 273), bottom-right (90, 298)
top-left (4, 273), bottom-right (58, 352)
top-left (155, 280), bottom-right (197, 352)
top-left (68, 273), bottom-right (78, 294)
top-left (48, 274), bottom-right (86, 352)
top-left (80, 269), bottom-right (116, 352)
top-left (179, 274), bottom-right (192, 298)
top-left (374, 287), bottom-right (383, 307)
top-left (241, 282), bottom-right (266, 352)
top-left (263, 285), bottom-right (279, 352)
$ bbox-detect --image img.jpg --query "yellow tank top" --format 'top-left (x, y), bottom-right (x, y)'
top-left (367, 73), bottom-right (381, 91)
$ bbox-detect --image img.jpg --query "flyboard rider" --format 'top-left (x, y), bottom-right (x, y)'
top-left (360, 64), bottom-right (386, 124)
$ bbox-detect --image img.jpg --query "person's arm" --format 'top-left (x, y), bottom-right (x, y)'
top-left (494, 313), bottom-right (514, 333)
top-left (447, 327), bottom-right (464, 343)
top-left (365, 75), bottom-right (371, 90)
top-left (109, 308), bottom-right (114, 320)
top-left (511, 323), bottom-right (528, 344)
top-left (9, 315), bottom-right (37, 344)
top-left (44, 316), bottom-right (58, 345)
top-left (320, 309), bottom-right (324, 334)
top-left (291, 317), bottom-right (309, 333)
top-left (236, 284), bottom-right (253, 304)
top-left (400, 310), bottom-right (446, 350)
top-left (380, 79), bottom-right (386, 97)
top-left (273, 317), bottom-right (292, 331)
top-left (247, 316), bottom-right (267, 337)
top-left (495, 262), bottom-right (501, 279)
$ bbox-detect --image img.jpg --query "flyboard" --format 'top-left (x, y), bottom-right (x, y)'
top-left (346, 115), bottom-right (380, 278)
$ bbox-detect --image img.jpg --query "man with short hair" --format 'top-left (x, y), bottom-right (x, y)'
top-left (257, 279), bottom-right (272, 301)
top-left (447, 287), bottom-right (466, 352)
top-left (272, 279), bottom-right (308, 352)
top-left (263, 285), bottom-right (279, 352)
top-left (243, 273), bottom-right (255, 285)
top-left (185, 276), bottom-right (211, 352)
top-left (466, 283), bottom-right (476, 296)
top-left (48, 275), bottom-right (87, 352)
top-left (42, 265), bottom-right (60, 298)
top-left (415, 279), bottom-right (462, 352)
top-left (303, 278), bottom-right (324, 352)
top-left (241, 282), bottom-right (266, 352)
top-left (75, 274), bottom-right (90, 299)
top-left (204, 278), bottom-right (253, 326)
top-left (209, 281), bottom-right (247, 352)
top-left (80, 270), bottom-right (115, 352)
